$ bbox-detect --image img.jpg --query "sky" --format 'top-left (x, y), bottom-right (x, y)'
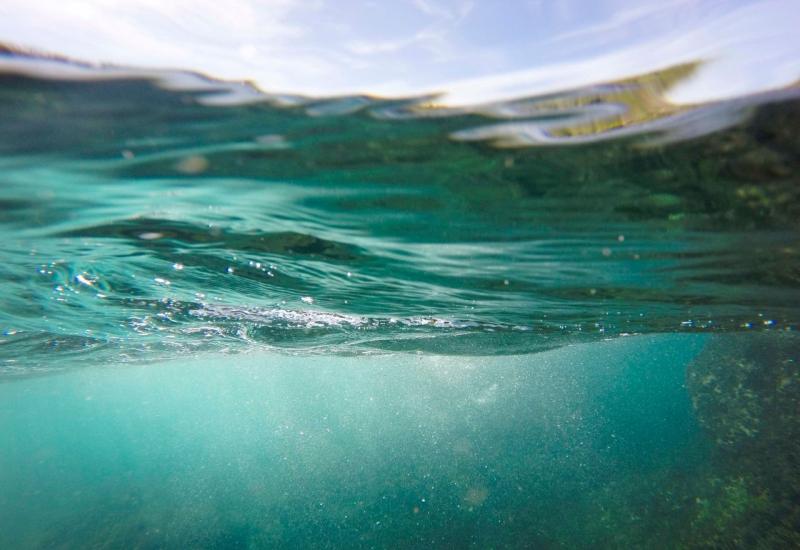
top-left (0, 0), bottom-right (798, 105)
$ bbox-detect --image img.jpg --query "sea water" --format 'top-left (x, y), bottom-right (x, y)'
top-left (0, 49), bottom-right (799, 548)
top-left (2, 337), bottom-right (707, 548)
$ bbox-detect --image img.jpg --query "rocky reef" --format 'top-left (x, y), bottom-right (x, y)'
top-left (686, 332), bottom-right (800, 547)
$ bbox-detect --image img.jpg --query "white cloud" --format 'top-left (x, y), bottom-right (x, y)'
top-left (421, 0), bottom-right (800, 106)
top-left (412, 0), bottom-right (474, 21)
top-left (0, 0), bottom-right (797, 105)
top-left (548, 0), bottom-right (692, 43)
top-left (0, 0), bottom-right (333, 91)
top-left (346, 1), bottom-right (472, 62)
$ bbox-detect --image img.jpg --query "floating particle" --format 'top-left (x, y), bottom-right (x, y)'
top-left (175, 155), bottom-right (209, 174)
top-left (139, 232), bottom-right (163, 240)
top-left (463, 486), bottom-right (489, 507)
top-left (255, 134), bottom-right (289, 148)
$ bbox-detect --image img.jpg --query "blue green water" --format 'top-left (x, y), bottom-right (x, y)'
top-left (1, 337), bottom-right (706, 548)
top-left (1, 50), bottom-right (799, 547)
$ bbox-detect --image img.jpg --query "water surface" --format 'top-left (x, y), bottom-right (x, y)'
top-left (0, 47), bottom-right (799, 548)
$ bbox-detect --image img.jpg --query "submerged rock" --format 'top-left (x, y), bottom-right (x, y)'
top-left (688, 333), bottom-right (799, 452)
top-left (686, 332), bottom-right (800, 547)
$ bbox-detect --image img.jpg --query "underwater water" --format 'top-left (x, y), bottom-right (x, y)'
top-left (0, 47), bottom-right (799, 548)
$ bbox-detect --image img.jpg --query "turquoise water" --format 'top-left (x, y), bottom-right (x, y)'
top-left (1, 337), bottom-right (707, 548)
top-left (1, 50), bottom-right (799, 547)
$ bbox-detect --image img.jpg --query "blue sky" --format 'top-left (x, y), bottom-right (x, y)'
top-left (0, 0), bottom-right (798, 105)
